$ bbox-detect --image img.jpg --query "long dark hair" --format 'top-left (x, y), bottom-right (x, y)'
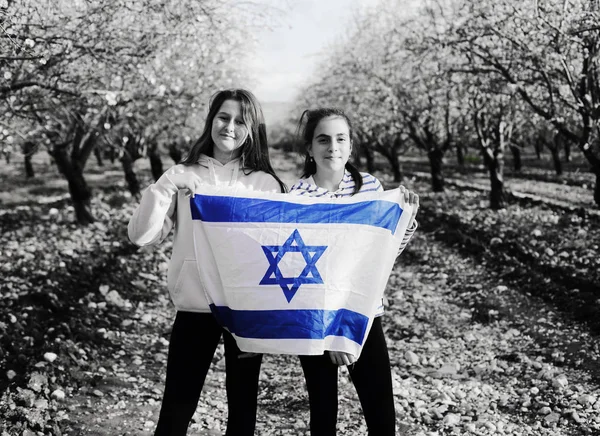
top-left (181, 89), bottom-right (287, 193)
top-left (296, 108), bottom-right (363, 195)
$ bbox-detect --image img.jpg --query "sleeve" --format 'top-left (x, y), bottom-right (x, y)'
top-left (289, 180), bottom-right (304, 193)
top-left (369, 174), bottom-right (383, 192)
top-left (127, 166), bottom-right (180, 247)
top-left (396, 220), bottom-right (418, 257)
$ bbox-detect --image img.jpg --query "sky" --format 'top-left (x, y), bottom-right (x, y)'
top-left (249, 0), bottom-right (383, 103)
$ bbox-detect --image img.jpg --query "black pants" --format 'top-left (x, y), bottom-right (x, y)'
top-left (299, 317), bottom-right (396, 436)
top-left (154, 311), bottom-right (263, 436)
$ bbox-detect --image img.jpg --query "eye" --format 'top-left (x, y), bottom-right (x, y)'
top-left (235, 119), bottom-right (245, 126)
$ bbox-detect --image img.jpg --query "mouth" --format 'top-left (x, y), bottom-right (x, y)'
top-left (220, 134), bottom-right (235, 140)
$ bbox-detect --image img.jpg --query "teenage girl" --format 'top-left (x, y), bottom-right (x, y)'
top-left (291, 108), bottom-right (418, 436)
top-left (128, 89), bottom-right (286, 436)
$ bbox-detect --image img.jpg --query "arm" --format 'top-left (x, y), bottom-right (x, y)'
top-left (396, 186), bottom-right (419, 257)
top-left (397, 220), bottom-right (418, 257)
top-left (128, 165), bottom-right (203, 246)
top-left (127, 173), bottom-right (178, 247)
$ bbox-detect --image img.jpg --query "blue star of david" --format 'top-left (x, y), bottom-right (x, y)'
top-left (260, 229), bottom-right (327, 303)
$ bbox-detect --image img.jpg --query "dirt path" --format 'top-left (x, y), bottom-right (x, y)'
top-left (59, 203), bottom-right (600, 435)
top-left (61, 219), bottom-right (600, 435)
top-left (3, 151), bottom-right (600, 435)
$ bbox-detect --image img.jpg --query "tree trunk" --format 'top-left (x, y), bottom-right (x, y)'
top-left (4, 152), bottom-right (10, 164)
top-left (169, 143), bottom-right (183, 164)
top-left (391, 156), bottom-right (402, 182)
top-left (564, 140), bottom-right (571, 162)
top-left (483, 148), bottom-right (505, 210)
top-left (456, 143), bottom-right (465, 168)
top-left (509, 145), bottom-right (522, 172)
top-left (24, 154), bottom-right (34, 178)
top-left (534, 139), bottom-right (543, 159)
top-left (148, 145), bottom-right (164, 182)
top-left (94, 146), bottom-right (104, 167)
top-left (363, 146), bottom-right (375, 174)
top-left (550, 147), bottom-right (563, 176)
top-left (427, 148), bottom-right (445, 192)
top-left (121, 151), bottom-right (141, 197)
top-left (52, 147), bottom-right (95, 225)
top-left (594, 170), bottom-right (600, 207)
top-left (108, 147), bottom-right (117, 164)
top-left (23, 141), bottom-right (35, 178)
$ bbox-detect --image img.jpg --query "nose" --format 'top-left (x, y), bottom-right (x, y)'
top-left (225, 118), bottom-right (235, 132)
top-left (328, 140), bottom-right (338, 152)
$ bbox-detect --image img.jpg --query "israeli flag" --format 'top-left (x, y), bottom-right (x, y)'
top-left (190, 186), bottom-right (414, 358)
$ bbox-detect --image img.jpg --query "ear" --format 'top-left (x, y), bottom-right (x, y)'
top-left (307, 144), bottom-right (313, 157)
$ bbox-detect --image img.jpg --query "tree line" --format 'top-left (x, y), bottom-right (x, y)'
top-left (1, 0), bottom-right (280, 223)
top-left (290, 0), bottom-right (600, 209)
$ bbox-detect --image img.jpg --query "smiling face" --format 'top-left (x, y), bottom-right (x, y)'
top-left (309, 116), bottom-right (352, 175)
top-left (210, 99), bottom-right (249, 164)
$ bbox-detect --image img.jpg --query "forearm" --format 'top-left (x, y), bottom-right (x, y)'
top-left (128, 175), bottom-right (177, 246)
top-left (397, 220), bottom-right (418, 257)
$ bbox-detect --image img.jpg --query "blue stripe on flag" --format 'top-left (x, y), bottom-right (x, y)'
top-left (210, 305), bottom-right (369, 345)
top-left (191, 195), bottom-right (402, 234)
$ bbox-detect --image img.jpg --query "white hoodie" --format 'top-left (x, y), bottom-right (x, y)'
top-left (128, 154), bottom-right (282, 312)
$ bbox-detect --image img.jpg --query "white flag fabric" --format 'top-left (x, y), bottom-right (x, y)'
top-left (190, 186), bottom-right (414, 359)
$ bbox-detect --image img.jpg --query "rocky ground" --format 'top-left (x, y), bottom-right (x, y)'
top-left (1, 150), bottom-right (599, 435)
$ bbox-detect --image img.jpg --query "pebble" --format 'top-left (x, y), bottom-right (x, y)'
top-left (464, 423), bottom-right (477, 432)
top-left (464, 332), bottom-right (476, 342)
top-left (6, 370), bottom-right (16, 380)
top-left (552, 375), bottom-right (569, 389)
top-left (34, 398), bottom-right (49, 409)
top-left (579, 394), bottom-right (597, 406)
top-left (43, 352), bottom-right (58, 363)
top-left (484, 422), bottom-right (497, 432)
top-left (51, 389), bottom-right (65, 401)
top-left (394, 388), bottom-right (410, 397)
top-left (405, 350), bottom-right (420, 365)
top-left (443, 413), bottom-right (460, 426)
top-left (106, 290), bottom-right (130, 308)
